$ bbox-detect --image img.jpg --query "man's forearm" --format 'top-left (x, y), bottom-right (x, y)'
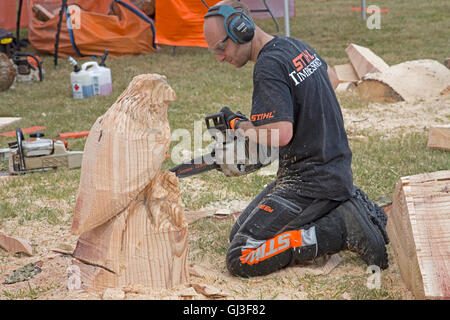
top-left (237, 120), bottom-right (292, 147)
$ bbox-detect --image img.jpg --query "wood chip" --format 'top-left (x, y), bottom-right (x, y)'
top-left (176, 287), bottom-right (200, 300)
top-left (102, 288), bottom-right (125, 300)
top-left (0, 230), bottom-right (33, 255)
top-left (191, 283), bottom-right (230, 299)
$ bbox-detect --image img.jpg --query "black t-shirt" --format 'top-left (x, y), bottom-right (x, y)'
top-left (251, 36), bottom-right (354, 201)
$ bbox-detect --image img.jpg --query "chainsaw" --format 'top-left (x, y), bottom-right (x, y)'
top-left (0, 128), bottom-right (83, 176)
top-left (0, 28), bottom-right (44, 82)
top-left (170, 111), bottom-right (278, 178)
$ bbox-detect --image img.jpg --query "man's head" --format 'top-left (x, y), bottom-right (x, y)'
top-left (203, 1), bottom-right (254, 68)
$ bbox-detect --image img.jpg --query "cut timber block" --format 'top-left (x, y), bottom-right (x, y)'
top-left (0, 230), bottom-right (33, 255)
top-left (0, 117), bottom-right (21, 131)
top-left (387, 170), bottom-right (450, 299)
top-left (334, 64), bottom-right (359, 83)
top-left (428, 125), bottom-right (450, 151)
top-left (345, 43), bottom-right (389, 79)
top-left (358, 60), bottom-right (450, 103)
top-left (71, 74), bottom-right (188, 293)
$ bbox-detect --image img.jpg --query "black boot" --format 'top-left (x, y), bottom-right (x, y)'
top-left (334, 198), bottom-right (389, 269)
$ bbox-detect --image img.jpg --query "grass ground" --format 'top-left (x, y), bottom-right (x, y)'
top-left (0, 0), bottom-right (448, 299)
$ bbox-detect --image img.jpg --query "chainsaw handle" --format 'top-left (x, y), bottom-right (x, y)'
top-left (15, 127), bottom-right (26, 171)
top-left (205, 112), bottom-right (228, 140)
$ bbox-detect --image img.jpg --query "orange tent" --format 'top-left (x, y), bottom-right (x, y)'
top-left (27, 0), bottom-right (156, 57)
top-left (0, 0), bottom-right (29, 31)
top-left (155, 0), bottom-right (219, 48)
top-left (155, 0), bottom-right (296, 48)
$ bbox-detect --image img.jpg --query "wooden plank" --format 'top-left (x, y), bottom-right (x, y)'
top-left (345, 43), bottom-right (389, 78)
top-left (334, 64), bottom-right (359, 83)
top-left (428, 125), bottom-right (450, 151)
top-left (71, 74), bottom-right (189, 292)
top-left (0, 117), bottom-right (21, 131)
top-left (388, 170), bottom-right (450, 299)
top-left (0, 230), bottom-right (33, 255)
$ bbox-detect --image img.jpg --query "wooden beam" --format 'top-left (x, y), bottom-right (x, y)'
top-left (345, 43), bottom-right (389, 78)
top-left (428, 125), bottom-right (450, 151)
top-left (387, 170), bottom-right (450, 299)
top-left (71, 74), bottom-right (189, 293)
top-left (334, 64), bottom-right (359, 83)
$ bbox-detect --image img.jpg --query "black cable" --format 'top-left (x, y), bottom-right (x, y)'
top-left (201, 0), bottom-right (210, 9)
top-left (16, 0), bottom-right (24, 50)
top-left (54, 0), bottom-right (68, 66)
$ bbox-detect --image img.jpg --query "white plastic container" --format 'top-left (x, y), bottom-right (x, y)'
top-left (82, 61), bottom-right (112, 96)
top-left (69, 57), bottom-right (94, 99)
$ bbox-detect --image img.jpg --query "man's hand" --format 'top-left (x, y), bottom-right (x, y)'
top-left (220, 106), bottom-right (248, 130)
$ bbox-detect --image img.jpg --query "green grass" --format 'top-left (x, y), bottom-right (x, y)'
top-left (1, 282), bottom-right (58, 300)
top-left (0, 0), bottom-right (448, 300)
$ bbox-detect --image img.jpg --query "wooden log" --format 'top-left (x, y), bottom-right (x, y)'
top-left (327, 65), bottom-right (339, 90)
top-left (333, 64), bottom-right (359, 83)
top-left (387, 170), bottom-right (450, 299)
top-left (0, 52), bottom-right (16, 92)
top-left (0, 230), bottom-right (33, 255)
top-left (357, 60), bottom-right (450, 103)
top-left (345, 43), bottom-right (389, 79)
top-left (71, 74), bottom-right (188, 293)
top-left (428, 125), bottom-right (450, 151)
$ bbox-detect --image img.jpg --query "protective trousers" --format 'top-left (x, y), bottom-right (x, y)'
top-left (226, 181), bottom-right (348, 277)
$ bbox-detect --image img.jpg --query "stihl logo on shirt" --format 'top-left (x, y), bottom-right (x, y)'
top-left (251, 111), bottom-right (275, 122)
top-left (240, 230), bottom-right (302, 265)
top-left (289, 49), bottom-right (322, 86)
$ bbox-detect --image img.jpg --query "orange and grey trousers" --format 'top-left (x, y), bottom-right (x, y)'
top-left (226, 180), bottom-right (347, 277)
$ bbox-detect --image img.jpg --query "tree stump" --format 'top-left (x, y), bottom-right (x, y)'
top-left (0, 52), bottom-right (16, 92)
top-left (71, 74), bottom-right (189, 293)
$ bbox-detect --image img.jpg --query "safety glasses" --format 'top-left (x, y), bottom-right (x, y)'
top-left (210, 35), bottom-right (229, 54)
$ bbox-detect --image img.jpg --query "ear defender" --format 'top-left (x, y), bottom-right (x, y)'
top-left (204, 4), bottom-right (255, 44)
